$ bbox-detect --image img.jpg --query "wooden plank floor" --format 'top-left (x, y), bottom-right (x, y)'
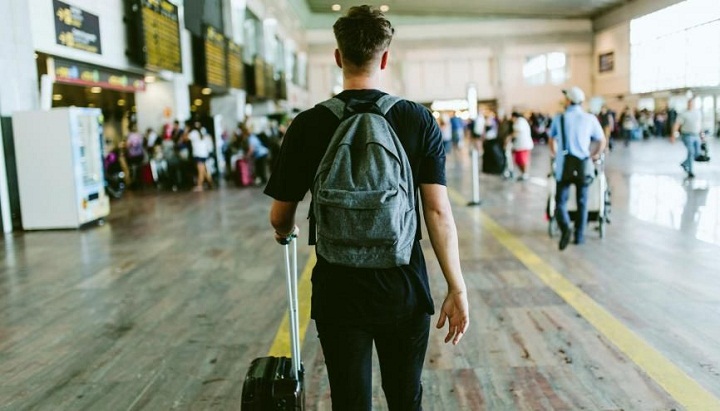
top-left (1, 138), bottom-right (719, 410)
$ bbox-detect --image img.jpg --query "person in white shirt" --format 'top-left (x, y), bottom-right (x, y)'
top-left (510, 112), bottom-right (534, 181)
top-left (189, 123), bottom-right (214, 191)
top-left (671, 99), bottom-right (702, 179)
top-left (470, 113), bottom-right (485, 152)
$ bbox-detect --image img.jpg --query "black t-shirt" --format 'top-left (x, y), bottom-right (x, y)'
top-left (264, 89), bottom-right (446, 324)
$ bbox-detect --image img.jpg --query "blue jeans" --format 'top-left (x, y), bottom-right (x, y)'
top-left (316, 314), bottom-right (430, 411)
top-left (555, 180), bottom-right (590, 243)
top-left (681, 133), bottom-right (700, 174)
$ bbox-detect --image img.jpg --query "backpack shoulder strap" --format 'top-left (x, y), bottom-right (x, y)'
top-left (317, 98), bottom-right (345, 120)
top-left (375, 95), bottom-right (402, 116)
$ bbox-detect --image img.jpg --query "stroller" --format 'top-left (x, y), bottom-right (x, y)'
top-left (546, 154), bottom-right (611, 239)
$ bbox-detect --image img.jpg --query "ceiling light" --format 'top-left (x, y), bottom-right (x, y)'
top-left (90, 87), bottom-right (102, 93)
top-left (331, 4), bottom-right (341, 11)
top-left (380, 5), bottom-right (389, 12)
top-left (201, 88), bottom-right (212, 95)
top-left (117, 99), bottom-right (126, 106)
top-left (145, 75), bottom-right (156, 83)
top-left (52, 94), bottom-right (62, 101)
top-left (194, 99), bottom-right (203, 106)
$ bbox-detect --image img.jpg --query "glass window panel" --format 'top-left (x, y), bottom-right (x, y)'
top-left (547, 52), bottom-right (566, 69)
top-left (686, 21), bottom-right (720, 87)
top-left (243, 15), bottom-right (258, 63)
top-left (523, 55), bottom-right (546, 77)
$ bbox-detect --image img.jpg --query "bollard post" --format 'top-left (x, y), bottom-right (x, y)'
top-left (468, 148), bottom-right (481, 206)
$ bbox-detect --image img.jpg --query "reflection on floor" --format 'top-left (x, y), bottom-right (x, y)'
top-left (0, 135), bottom-right (719, 410)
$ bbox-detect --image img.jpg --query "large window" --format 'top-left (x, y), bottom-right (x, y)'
top-left (243, 11), bottom-right (262, 64)
top-left (523, 52), bottom-right (568, 86)
top-left (630, 0), bottom-right (720, 93)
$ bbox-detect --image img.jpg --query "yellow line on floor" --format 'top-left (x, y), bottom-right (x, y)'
top-left (267, 250), bottom-right (316, 358)
top-left (447, 188), bottom-right (720, 411)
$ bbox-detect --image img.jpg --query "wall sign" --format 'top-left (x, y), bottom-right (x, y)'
top-left (53, 57), bottom-right (146, 92)
top-left (599, 51), bottom-right (615, 73)
top-left (54, 0), bottom-right (102, 54)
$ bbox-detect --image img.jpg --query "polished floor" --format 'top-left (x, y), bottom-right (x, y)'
top-left (1, 137), bottom-right (720, 410)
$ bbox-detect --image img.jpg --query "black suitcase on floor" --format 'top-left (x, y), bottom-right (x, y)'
top-left (482, 138), bottom-right (506, 174)
top-left (242, 237), bottom-right (305, 410)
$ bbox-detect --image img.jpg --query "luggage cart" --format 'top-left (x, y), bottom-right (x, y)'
top-left (546, 155), bottom-right (611, 238)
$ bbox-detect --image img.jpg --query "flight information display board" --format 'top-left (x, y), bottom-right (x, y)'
top-left (227, 41), bottom-right (244, 90)
top-left (128, 0), bottom-right (182, 72)
top-left (204, 26), bottom-right (227, 88)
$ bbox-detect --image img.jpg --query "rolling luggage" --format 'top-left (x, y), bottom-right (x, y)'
top-left (242, 236), bottom-right (304, 410)
top-left (140, 163), bottom-right (155, 187)
top-left (482, 138), bottom-right (506, 174)
top-left (236, 158), bottom-right (253, 187)
top-left (695, 140), bottom-right (710, 162)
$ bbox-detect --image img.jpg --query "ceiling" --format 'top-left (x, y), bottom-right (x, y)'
top-left (305, 0), bottom-right (633, 19)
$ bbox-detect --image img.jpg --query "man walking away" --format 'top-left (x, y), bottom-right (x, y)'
top-left (264, 6), bottom-right (469, 410)
top-left (548, 87), bottom-right (606, 251)
top-left (671, 99), bottom-right (702, 179)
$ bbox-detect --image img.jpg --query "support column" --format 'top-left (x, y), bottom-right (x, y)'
top-left (0, 0), bottom-right (39, 232)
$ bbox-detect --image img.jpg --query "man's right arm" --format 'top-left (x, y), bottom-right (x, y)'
top-left (420, 183), bottom-right (469, 345)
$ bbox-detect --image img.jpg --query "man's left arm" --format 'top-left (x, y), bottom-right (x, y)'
top-left (590, 117), bottom-right (606, 159)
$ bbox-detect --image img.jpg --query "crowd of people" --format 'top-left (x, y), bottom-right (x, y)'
top-left (104, 118), bottom-right (286, 196)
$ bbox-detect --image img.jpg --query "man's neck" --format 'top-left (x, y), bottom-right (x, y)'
top-left (343, 73), bottom-right (381, 91)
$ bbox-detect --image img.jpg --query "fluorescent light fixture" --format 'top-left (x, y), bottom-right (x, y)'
top-left (90, 87), bottom-right (102, 93)
top-left (201, 88), bottom-right (212, 95)
top-left (52, 94), bottom-right (62, 101)
top-left (331, 4), bottom-right (341, 11)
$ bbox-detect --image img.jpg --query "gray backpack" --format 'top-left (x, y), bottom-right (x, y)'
top-left (312, 95), bottom-right (416, 269)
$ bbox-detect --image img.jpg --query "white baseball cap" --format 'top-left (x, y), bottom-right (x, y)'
top-left (562, 87), bottom-right (585, 104)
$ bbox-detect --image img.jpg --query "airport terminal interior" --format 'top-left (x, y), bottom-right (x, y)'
top-left (1, 0), bottom-right (720, 410)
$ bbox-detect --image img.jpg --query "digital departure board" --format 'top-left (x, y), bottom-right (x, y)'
top-left (265, 64), bottom-right (275, 99)
top-left (227, 42), bottom-right (244, 90)
top-left (254, 57), bottom-right (266, 98)
top-left (128, 0), bottom-right (182, 72)
top-left (204, 26), bottom-right (227, 88)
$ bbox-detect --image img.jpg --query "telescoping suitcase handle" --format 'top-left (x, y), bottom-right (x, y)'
top-left (283, 235), bottom-right (302, 381)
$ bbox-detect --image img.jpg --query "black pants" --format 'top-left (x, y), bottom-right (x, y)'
top-left (316, 314), bottom-right (431, 411)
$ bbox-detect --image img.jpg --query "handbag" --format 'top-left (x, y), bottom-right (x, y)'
top-left (560, 115), bottom-right (595, 185)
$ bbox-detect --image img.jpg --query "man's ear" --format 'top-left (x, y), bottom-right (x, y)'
top-left (334, 49), bottom-right (343, 68)
top-left (380, 50), bottom-right (389, 70)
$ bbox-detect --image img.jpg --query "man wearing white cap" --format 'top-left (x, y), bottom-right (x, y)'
top-left (548, 86), bottom-right (606, 250)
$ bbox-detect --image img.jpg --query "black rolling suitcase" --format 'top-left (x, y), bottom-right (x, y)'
top-left (242, 236), bottom-right (305, 410)
top-left (482, 138), bottom-right (506, 174)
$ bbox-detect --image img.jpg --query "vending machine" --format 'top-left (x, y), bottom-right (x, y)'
top-left (12, 107), bottom-right (110, 230)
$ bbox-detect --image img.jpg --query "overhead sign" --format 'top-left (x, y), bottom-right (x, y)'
top-left (54, 0), bottom-right (102, 54)
top-left (53, 57), bottom-right (146, 92)
top-left (204, 26), bottom-right (228, 88)
top-left (140, 0), bottom-right (182, 72)
top-left (227, 41), bottom-right (244, 90)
